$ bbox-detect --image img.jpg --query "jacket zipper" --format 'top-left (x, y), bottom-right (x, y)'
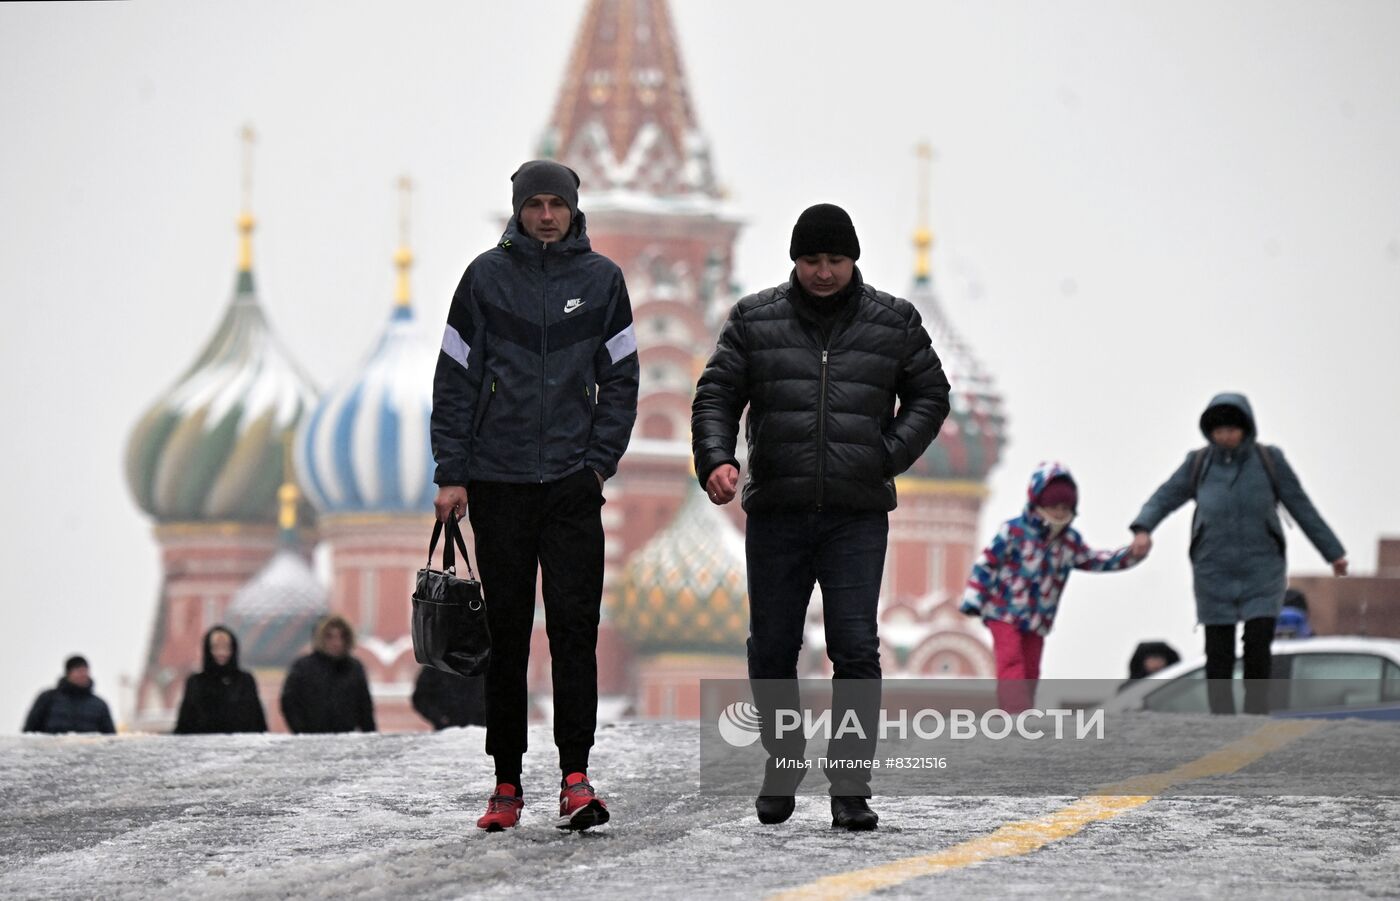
top-left (816, 348), bottom-right (829, 511)
top-left (539, 248), bottom-right (548, 482)
top-left (800, 285), bottom-right (856, 513)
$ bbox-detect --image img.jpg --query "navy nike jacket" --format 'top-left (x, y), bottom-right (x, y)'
top-left (432, 212), bottom-right (639, 485)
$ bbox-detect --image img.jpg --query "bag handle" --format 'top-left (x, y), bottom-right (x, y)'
top-left (427, 514), bottom-right (476, 579)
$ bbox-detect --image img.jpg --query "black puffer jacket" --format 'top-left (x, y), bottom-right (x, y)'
top-left (279, 619), bottom-right (376, 734)
top-left (280, 652), bottom-right (376, 734)
top-left (692, 271), bottom-right (951, 513)
top-left (23, 679), bottom-right (116, 734)
top-left (432, 213), bottom-right (639, 485)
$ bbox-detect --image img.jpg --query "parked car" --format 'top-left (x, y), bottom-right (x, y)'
top-left (1107, 636), bottom-right (1400, 721)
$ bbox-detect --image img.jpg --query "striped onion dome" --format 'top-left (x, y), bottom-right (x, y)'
top-left (125, 218), bottom-right (319, 524)
top-left (295, 246), bottom-right (436, 515)
top-left (224, 548), bottom-right (328, 668)
top-left (609, 484), bottom-right (749, 654)
top-left (903, 276), bottom-right (1007, 483)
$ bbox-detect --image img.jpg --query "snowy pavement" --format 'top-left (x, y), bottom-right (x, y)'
top-left (1, 718), bottom-right (1398, 900)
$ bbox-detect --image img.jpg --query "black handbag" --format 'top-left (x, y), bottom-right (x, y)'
top-left (411, 514), bottom-right (491, 677)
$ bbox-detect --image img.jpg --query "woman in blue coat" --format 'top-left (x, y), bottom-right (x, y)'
top-left (1129, 393), bottom-right (1347, 714)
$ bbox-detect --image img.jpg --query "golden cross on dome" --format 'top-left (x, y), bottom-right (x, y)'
top-left (241, 124), bottom-right (256, 211)
top-left (237, 124), bottom-right (257, 272)
top-left (394, 174), bottom-right (414, 307)
top-left (397, 174), bottom-right (413, 245)
top-left (914, 141), bottom-right (935, 282)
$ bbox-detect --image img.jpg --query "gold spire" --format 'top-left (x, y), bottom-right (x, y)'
top-left (238, 124), bottom-right (257, 273)
top-left (394, 174), bottom-right (414, 308)
top-left (914, 141), bottom-right (934, 283)
top-left (277, 430), bottom-right (299, 533)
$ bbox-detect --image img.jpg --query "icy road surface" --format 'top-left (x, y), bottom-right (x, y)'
top-left (2, 718), bottom-right (1397, 900)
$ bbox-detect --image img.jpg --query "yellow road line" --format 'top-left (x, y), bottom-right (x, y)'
top-left (769, 719), bottom-right (1322, 901)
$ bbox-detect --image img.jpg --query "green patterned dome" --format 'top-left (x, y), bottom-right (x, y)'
top-left (610, 485), bottom-right (749, 654)
top-left (126, 222), bottom-right (319, 524)
top-left (903, 280), bottom-right (1007, 483)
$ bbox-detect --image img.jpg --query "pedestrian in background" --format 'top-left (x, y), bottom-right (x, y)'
top-left (1275, 588), bottom-right (1314, 639)
top-left (1127, 641), bottom-right (1181, 681)
top-left (280, 615), bottom-right (376, 734)
top-left (174, 626), bottom-right (267, 734)
top-left (23, 655), bottom-right (116, 734)
top-left (411, 665), bottom-right (487, 730)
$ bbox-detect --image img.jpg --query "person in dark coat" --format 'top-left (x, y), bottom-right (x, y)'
top-left (23, 655), bottom-right (116, 734)
top-left (280, 615), bottom-right (376, 734)
top-left (1127, 641), bottom-right (1181, 681)
top-left (411, 665), bottom-right (487, 729)
top-left (173, 626), bottom-right (267, 734)
top-left (691, 203), bottom-right (952, 832)
top-left (1129, 393), bottom-right (1347, 714)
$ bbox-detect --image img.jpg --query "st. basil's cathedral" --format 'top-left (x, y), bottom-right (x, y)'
top-left (124, 0), bottom-right (1007, 733)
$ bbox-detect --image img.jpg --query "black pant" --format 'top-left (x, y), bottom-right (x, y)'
top-left (468, 469), bottom-right (604, 779)
top-left (1204, 617), bottom-right (1276, 715)
top-left (746, 511), bottom-right (887, 796)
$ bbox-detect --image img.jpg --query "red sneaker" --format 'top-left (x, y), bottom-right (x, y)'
top-left (476, 784), bottom-right (524, 832)
top-left (556, 772), bottom-right (610, 831)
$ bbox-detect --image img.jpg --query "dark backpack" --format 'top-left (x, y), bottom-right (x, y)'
top-left (1188, 443), bottom-right (1291, 525)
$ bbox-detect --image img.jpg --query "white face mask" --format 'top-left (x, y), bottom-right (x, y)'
top-left (1035, 507), bottom-right (1074, 535)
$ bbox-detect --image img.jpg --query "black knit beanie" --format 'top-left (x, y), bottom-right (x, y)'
top-left (789, 203), bottom-right (860, 261)
top-left (510, 159), bottom-right (580, 218)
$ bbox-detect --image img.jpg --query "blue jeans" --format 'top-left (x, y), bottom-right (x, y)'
top-left (745, 511), bottom-right (887, 795)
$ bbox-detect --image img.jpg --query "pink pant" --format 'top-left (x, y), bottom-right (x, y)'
top-left (987, 620), bottom-right (1045, 713)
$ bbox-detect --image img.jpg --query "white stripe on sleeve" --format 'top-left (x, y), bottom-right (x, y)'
top-left (605, 323), bottom-right (637, 365)
top-left (441, 325), bottom-right (470, 370)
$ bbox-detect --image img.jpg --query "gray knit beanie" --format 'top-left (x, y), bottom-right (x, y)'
top-left (510, 159), bottom-right (581, 218)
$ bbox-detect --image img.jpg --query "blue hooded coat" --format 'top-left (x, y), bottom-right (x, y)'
top-left (1130, 393), bottom-right (1344, 626)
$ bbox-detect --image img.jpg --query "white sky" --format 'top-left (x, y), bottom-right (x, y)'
top-left (2, 0), bottom-right (1398, 732)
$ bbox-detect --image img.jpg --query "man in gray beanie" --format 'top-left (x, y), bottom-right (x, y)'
top-left (510, 159), bottom-right (580, 225)
top-left (692, 203), bottom-right (951, 832)
top-left (432, 159), bottom-right (639, 833)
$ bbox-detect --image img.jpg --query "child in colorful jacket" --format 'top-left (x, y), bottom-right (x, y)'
top-left (960, 461), bottom-right (1145, 711)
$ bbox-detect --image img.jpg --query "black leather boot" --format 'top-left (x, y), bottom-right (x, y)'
top-left (830, 796), bottom-right (879, 831)
top-left (755, 755), bottom-right (805, 824)
top-left (756, 795), bottom-right (796, 824)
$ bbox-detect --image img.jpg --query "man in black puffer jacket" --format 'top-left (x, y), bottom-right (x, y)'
top-left (432, 160), bottom-right (637, 833)
top-left (23, 655), bottom-right (116, 734)
top-left (692, 204), bottom-right (950, 832)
